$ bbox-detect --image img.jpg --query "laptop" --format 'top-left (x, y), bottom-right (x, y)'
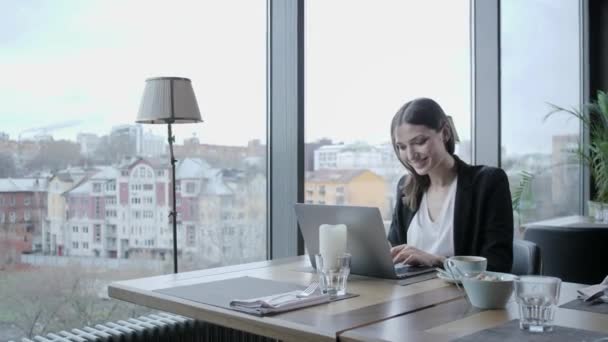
top-left (294, 203), bottom-right (435, 279)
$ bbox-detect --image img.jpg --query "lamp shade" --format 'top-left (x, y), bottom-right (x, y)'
top-left (136, 77), bottom-right (202, 124)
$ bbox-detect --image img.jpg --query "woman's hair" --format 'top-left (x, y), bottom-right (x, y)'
top-left (390, 98), bottom-right (455, 210)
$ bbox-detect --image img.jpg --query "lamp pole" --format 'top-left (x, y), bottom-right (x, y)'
top-left (168, 122), bottom-right (178, 274)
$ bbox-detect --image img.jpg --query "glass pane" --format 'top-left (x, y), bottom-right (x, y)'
top-left (305, 0), bottom-right (471, 231)
top-left (500, 0), bottom-right (582, 228)
top-left (0, 1), bottom-right (266, 340)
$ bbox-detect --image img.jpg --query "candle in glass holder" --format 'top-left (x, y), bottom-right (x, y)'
top-left (319, 224), bottom-right (347, 269)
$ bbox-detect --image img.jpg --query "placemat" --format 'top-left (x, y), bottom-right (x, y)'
top-left (452, 319), bottom-right (608, 342)
top-left (560, 298), bottom-right (608, 314)
top-left (154, 276), bottom-right (358, 315)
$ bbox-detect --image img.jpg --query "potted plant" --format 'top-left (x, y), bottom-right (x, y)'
top-left (511, 170), bottom-right (534, 233)
top-left (545, 90), bottom-right (608, 221)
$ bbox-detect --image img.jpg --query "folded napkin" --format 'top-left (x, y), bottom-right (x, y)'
top-left (577, 275), bottom-right (608, 302)
top-left (230, 291), bottom-right (331, 315)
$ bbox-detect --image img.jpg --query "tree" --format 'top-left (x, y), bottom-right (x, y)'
top-left (0, 152), bottom-right (16, 177)
top-left (0, 264), bottom-right (156, 340)
top-left (25, 140), bottom-right (82, 173)
top-left (92, 134), bottom-right (137, 164)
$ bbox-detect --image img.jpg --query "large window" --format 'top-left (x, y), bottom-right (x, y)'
top-left (500, 0), bottom-right (582, 228)
top-left (304, 0), bottom-right (471, 227)
top-left (0, 1), bottom-right (266, 340)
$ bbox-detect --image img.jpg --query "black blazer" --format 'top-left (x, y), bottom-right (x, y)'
top-left (387, 156), bottom-right (514, 272)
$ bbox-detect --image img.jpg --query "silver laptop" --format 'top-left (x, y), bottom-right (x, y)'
top-left (294, 203), bottom-right (434, 279)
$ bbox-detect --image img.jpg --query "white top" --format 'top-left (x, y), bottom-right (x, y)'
top-left (407, 177), bottom-right (458, 257)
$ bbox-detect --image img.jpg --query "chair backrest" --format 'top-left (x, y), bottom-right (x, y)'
top-left (511, 239), bottom-right (541, 276)
top-left (524, 226), bottom-right (608, 284)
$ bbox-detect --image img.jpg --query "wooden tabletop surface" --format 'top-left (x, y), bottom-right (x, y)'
top-left (340, 282), bottom-right (608, 342)
top-left (108, 256), bottom-right (463, 342)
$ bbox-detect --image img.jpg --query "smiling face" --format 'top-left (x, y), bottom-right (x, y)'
top-left (393, 122), bottom-right (450, 176)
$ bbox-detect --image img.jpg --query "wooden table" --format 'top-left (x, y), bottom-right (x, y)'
top-left (341, 282), bottom-right (608, 342)
top-left (108, 256), bottom-right (463, 342)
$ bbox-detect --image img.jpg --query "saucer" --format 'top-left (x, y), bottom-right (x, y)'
top-left (437, 272), bottom-right (462, 284)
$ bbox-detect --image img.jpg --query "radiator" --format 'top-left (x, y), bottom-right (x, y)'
top-left (12, 312), bottom-right (279, 342)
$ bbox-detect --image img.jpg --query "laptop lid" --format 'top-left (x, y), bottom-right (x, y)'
top-left (294, 203), bottom-right (399, 279)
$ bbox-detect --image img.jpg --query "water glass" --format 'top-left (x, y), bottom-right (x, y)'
top-left (514, 276), bottom-right (561, 332)
top-left (314, 253), bottom-right (351, 297)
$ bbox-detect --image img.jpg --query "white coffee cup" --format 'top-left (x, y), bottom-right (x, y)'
top-left (443, 256), bottom-right (487, 279)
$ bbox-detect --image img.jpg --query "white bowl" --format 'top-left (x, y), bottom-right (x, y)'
top-left (461, 271), bottom-right (518, 309)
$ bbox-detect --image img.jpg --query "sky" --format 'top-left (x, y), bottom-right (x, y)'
top-left (0, 0), bottom-right (582, 155)
top-left (500, 0), bottom-right (581, 157)
top-left (0, 0), bottom-right (267, 145)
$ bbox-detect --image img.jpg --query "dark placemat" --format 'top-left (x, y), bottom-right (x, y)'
top-left (452, 319), bottom-right (608, 342)
top-left (560, 298), bottom-right (608, 314)
top-left (155, 276), bottom-right (305, 308)
top-left (154, 276), bottom-right (358, 314)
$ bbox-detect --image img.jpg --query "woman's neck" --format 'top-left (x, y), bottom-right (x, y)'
top-left (428, 154), bottom-right (457, 187)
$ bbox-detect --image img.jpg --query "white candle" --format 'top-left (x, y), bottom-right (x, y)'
top-left (319, 224), bottom-right (347, 269)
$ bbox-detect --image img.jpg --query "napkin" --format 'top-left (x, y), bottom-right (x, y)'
top-left (230, 291), bottom-right (331, 315)
top-left (577, 275), bottom-right (608, 302)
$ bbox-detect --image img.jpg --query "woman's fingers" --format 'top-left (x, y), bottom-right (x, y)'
top-left (402, 252), bottom-right (435, 267)
top-left (392, 251), bottom-right (405, 264)
top-left (390, 244), bottom-right (407, 257)
top-left (393, 248), bottom-right (414, 264)
top-left (392, 245), bottom-right (439, 266)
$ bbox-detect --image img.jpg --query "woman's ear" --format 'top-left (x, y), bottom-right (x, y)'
top-left (441, 124), bottom-right (451, 143)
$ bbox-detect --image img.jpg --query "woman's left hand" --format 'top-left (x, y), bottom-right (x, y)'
top-left (392, 245), bottom-right (444, 267)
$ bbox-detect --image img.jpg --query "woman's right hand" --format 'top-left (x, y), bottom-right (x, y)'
top-left (390, 244), bottom-right (408, 260)
top-left (390, 244), bottom-right (444, 267)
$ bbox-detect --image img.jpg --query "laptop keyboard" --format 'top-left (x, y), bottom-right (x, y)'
top-left (395, 265), bottom-right (434, 277)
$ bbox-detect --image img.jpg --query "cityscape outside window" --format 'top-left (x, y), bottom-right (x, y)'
top-left (305, 0), bottom-right (471, 231)
top-left (0, 1), bottom-right (266, 340)
top-left (500, 0), bottom-right (582, 228)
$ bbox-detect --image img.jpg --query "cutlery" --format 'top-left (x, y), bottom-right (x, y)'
top-left (435, 267), bottom-right (452, 278)
top-left (442, 266), bottom-right (464, 292)
top-left (268, 281), bottom-right (320, 304)
top-left (583, 288), bottom-right (608, 303)
top-left (297, 281), bottom-right (319, 298)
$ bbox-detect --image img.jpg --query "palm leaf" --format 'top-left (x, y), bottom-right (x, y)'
top-left (547, 91), bottom-right (608, 202)
top-left (512, 170), bottom-right (534, 212)
top-left (544, 103), bottom-right (591, 128)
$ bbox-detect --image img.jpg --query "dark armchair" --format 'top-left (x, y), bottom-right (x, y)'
top-left (511, 239), bottom-right (541, 276)
top-left (524, 225), bottom-right (608, 284)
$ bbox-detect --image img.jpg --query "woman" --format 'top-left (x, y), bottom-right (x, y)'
top-left (387, 98), bottom-right (513, 272)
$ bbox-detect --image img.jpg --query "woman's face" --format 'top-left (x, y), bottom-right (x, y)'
top-left (393, 122), bottom-right (449, 175)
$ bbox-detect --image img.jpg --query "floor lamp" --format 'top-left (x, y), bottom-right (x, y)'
top-left (136, 77), bottom-right (202, 273)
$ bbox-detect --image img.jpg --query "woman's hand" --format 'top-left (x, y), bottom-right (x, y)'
top-left (390, 244), bottom-right (444, 267)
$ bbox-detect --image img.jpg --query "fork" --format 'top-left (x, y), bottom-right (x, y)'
top-left (584, 288), bottom-right (608, 303)
top-left (267, 281), bottom-right (320, 305)
top-left (296, 281), bottom-right (319, 298)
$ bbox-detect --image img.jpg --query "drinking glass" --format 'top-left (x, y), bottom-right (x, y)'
top-left (514, 276), bottom-right (562, 332)
top-left (315, 253), bottom-right (351, 297)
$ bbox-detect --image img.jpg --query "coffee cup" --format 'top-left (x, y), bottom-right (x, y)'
top-left (443, 256), bottom-right (487, 280)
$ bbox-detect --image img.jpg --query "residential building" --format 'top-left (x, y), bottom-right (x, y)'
top-left (76, 133), bottom-right (100, 158)
top-left (141, 130), bottom-right (166, 157)
top-left (313, 142), bottom-right (402, 178)
top-left (0, 178), bottom-right (48, 265)
top-left (43, 170), bottom-right (87, 256)
top-left (175, 138), bottom-right (265, 168)
top-left (305, 169), bottom-right (388, 217)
